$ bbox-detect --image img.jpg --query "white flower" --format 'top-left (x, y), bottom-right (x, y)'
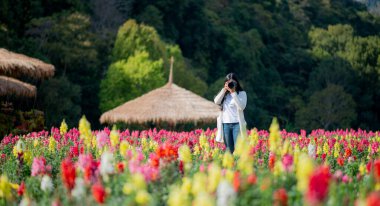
top-left (71, 177), bottom-right (86, 200)
top-left (308, 143), bottom-right (316, 158)
top-left (100, 151), bottom-right (114, 177)
top-left (40, 175), bottom-right (53, 192)
top-left (216, 180), bottom-right (236, 206)
top-left (19, 197), bottom-right (36, 206)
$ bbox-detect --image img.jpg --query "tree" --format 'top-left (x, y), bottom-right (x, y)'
top-left (111, 19), bottom-right (166, 62)
top-left (27, 11), bottom-right (102, 127)
top-left (99, 51), bottom-right (164, 112)
top-left (38, 76), bottom-right (81, 127)
top-left (295, 84), bottom-right (356, 130)
top-left (307, 57), bottom-right (358, 95)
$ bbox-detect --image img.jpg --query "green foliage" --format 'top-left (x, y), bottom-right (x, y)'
top-left (100, 51), bottom-right (164, 112)
top-left (38, 76), bottom-right (81, 128)
top-left (295, 84), bottom-right (357, 130)
top-left (112, 19), bottom-right (167, 62)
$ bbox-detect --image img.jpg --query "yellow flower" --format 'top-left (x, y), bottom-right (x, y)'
top-left (33, 139), bottom-right (39, 147)
top-left (249, 128), bottom-right (259, 146)
top-left (323, 142), bottom-right (329, 155)
top-left (13, 140), bottom-right (25, 157)
top-left (359, 163), bottom-right (366, 175)
top-left (0, 175), bottom-right (12, 200)
top-left (181, 177), bottom-right (192, 194)
top-left (149, 140), bottom-right (158, 151)
top-left (222, 152), bottom-right (234, 169)
top-left (135, 190), bottom-right (151, 205)
top-left (132, 173), bottom-right (146, 190)
top-left (60, 119), bottom-right (68, 135)
top-left (193, 192), bottom-right (214, 206)
top-left (193, 145), bottom-right (201, 156)
top-left (24, 151), bottom-right (33, 166)
top-left (120, 140), bottom-right (130, 157)
top-left (293, 145), bottom-right (300, 167)
top-left (296, 153), bottom-right (314, 192)
top-left (140, 137), bottom-right (148, 152)
top-left (110, 126), bottom-right (119, 147)
top-left (192, 172), bottom-right (207, 195)
top-left (168, 186), bottom-right (189, 206)
top-left (199, 134), bottom-right (207, 148)
top-left (48, 136), bottom-right (56, 153)
top-left (123, 183), bottom-right (133, 195)
top-left (225, 169), bottom-right (234, 183)
top-left (316, 145), bottom-right (322, 155)
top-left (179, 145), bottom-right (192, 164)
top-left (79, 116), bottom-right (92, 148)
top-left (333, 142), bottom-right (340, 158)
top-left (269, 117), bottom-right (281, 154)
top-left (207, 164), bottom-right (221, 193)
top-left (273, 160), bottom-right (282, 176)
top-left (282, 139), bottom-right (290, 156)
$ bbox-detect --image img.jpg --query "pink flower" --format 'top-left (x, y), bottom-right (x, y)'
top-left (281, 154), bottom-right (293, 172)
top-left (96, 131), bottom-right (109, 148)
top-left (342, 175), bottom-right (350, 183)
top-left (31, 157), bottom-right (51, 176)
top-left (77, 154), bottom-right (93, 171)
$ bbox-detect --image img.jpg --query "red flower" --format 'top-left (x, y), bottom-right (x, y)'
top-left (92, 182), bottom-right (106, 204)
top-left (367, 191), bottom-right (380, 206)
top-left (17, 182), bottom-right (25, 196)
top-left (61, 158), bottom-right (76, 191)
top-left (179, 160), bottom-right (184, 175)
top-left (84, 160), bottom-right (100, 184)
top-left (247, 174), bottom-right (257, 185)
top-left (337, 157), bottom-right (344, 167)
top-left (117, 162), bottom-right (125, 173)
top-left (149, 153), bottom-right (160, 168)
top-left (374, 159), bottom-right (380, 182)
top-left (306, 166), bottom-right (331, 205)
top-left (269, 153), bottom-right (276, 171)
top-left (344, 148), bottom-right (352, 158)
top-left (273, 188), bottom-right (288, 206)
top-left (367, 161), bottom-right (373, 173)
top-left (233, 171), bottom-right (240, 192)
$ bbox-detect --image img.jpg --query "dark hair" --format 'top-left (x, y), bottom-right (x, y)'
top-left (224, 73), bottom-right (243, 93)
top-left (219, 73), bottom-right (244, 109)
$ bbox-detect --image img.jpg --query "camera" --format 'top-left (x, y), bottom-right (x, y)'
top-left (227, 81), bottom-right (237, 89)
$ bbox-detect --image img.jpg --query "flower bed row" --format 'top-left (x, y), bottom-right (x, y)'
top-left (0, 117), bottom-right (380, 205)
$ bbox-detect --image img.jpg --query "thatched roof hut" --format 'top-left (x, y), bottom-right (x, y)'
top-left (0, 48), bottom-right (55, 79)
top-left (0, 76), bottom-right (36, 97)
top-left (100, 57), bottom-right (219, 125)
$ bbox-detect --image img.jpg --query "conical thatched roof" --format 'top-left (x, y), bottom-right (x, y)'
top-left (0, 48), bottom-right (55, 79)
top-left (100, 57), bottom-right (219, 125)
top-left (0, 76), bottom-right (36, 97)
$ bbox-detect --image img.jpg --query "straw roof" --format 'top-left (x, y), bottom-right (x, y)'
top-left (100, 57), bottom-right (220, 124)
top-left (0, 48), bottom-right (55, 79)
top-left (0, 75), bottom-right (36, 97)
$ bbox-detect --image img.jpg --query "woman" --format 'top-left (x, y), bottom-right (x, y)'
top-left (214, 73), bottom-right (247, 153)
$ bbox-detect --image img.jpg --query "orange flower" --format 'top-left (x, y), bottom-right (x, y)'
top-left (233, 171), bottom-right (240, 192)
top-left (269, 153), bottom-right (276, 171)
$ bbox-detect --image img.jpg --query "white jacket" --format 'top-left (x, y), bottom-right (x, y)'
top-left (214, 88), bottom-right (247, 142)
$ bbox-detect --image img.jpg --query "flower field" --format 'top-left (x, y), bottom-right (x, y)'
top-left (1, 117), bottom-right (380, 206)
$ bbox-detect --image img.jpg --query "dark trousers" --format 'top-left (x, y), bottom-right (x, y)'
top-left (223, 123), bottom-right (240, 153)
